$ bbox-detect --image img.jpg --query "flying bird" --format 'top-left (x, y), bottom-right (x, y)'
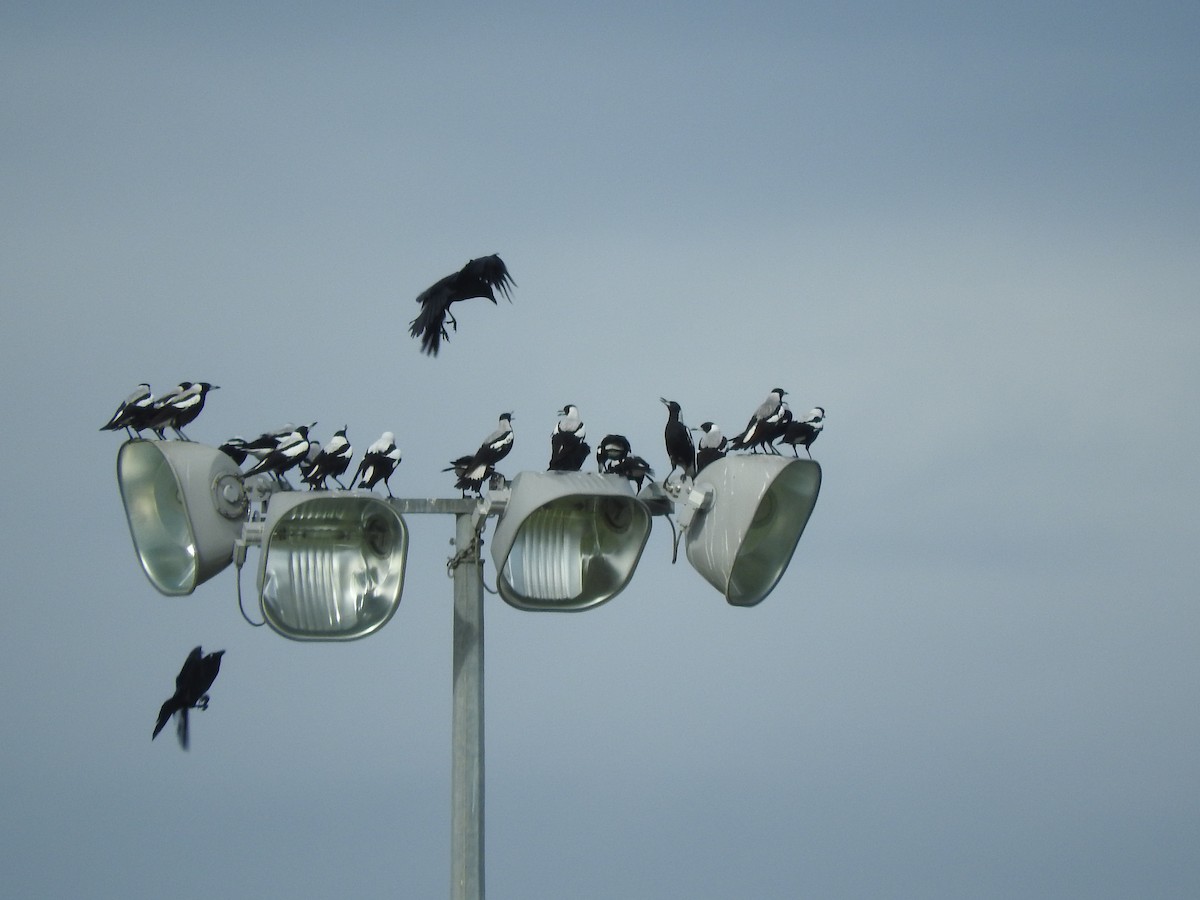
top-left (100, 383), bottom-right (154, 437)
top-left (728, 387), bottom-right (788, 453)
top-left (695, 421), bottom-right (727, 473)
top-left (302, 426), bottom-right (353, 489)
top-left (409, 254), bottom-right (515, 355)
top-left (353, 431), bottom-right (402, 496)
top-left (243, 424), bottom-right (314, 485)
top-left (660, 398), bottom-right (696, 481)
top-left (152, 646), bottom-right (225, 750)
top-left (548, 404), bottom-right (590, 471)
top-left (449, 412), bottom-right (514, 494)
top-left (781, 407), bottom-right (825, 458)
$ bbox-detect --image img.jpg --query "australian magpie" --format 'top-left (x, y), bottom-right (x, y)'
top-left (101, 383), bottom-right (154, 438)
top-left (449, 412), bottom-right (514, 494)
top-left (409, 255), bottom-right (515, 355)
top-left (302, 426), bottom-right (353, 489)
top-left (143, 382), bottom-right (219, 440)
top-left (781, 407), bottom-right (825, 458)
top-left (728, 388), bottom-right (788, 453)
top-left (548, 404), bottom-right (590, 471)
top-left (152, 646), bottom-right (224, 750)
top-left (243, 424), bottom-right (314, 485)
top-left (353, 431), bottom-right (402, 497)
top-left (660, 398), bottom-right (696, 481)
top-left (695, 421), bottom-right (728, 473)
top-left (595, 434), bottom-right (633, 473)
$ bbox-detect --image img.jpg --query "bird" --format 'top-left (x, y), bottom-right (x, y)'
top-left (100, 383), bottom-right (154, 438)
top-left (548, 404), bottom-right (590, 471)
top-left (143, 382), bottom-right (219, 440)
top-left (781, 407), bottom-right (825, 458)
top-left (695, 421), bottom-right (727, 473)
top-left (728, 387), bottom-right (788, 453)
top-left (409, 254), bottom-right (515, 355)
top-left (595, 433), bottom-right (633, 473)
top-left (660, 398), bottom-right (696, 481)
top-left (353, 431), bottom-right (401, 496)
top-left (152, 646), bottom-right (225, 750)
top-left (448, 412), bottom-right (514, 494)
top-left (611, 453), bottom-right (655, 491)
top-left (302, 426), bottom-right (353, 489)
top-left (242, 424), bottom-right (314, 485)
top-left (758, 400), bottom-right (793, 454)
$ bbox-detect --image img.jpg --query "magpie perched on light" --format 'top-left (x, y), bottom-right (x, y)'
top-left (660, 398), bottom-right (696, 481)
top-left (409, 255), bottom-right (515, 355)
top-left (243, 424), bottom-right (314, 486)
top-left (353, 431), bottom-right (401, 497)
top-left (611, 453), bottom-right (655, 491)
top-left (729, 388), bottom-right (788, 453)
top-left (695, 421), bottom-right (727, 473)
top-left (449, 413), bottom-right (514, 494)
top-left (595, 433), bottom-right (633, 473)
top-left (548, 404), bottom-right (590, 471)
top-left (781, 407), bottom-right (825, 458)
top-left (143, 382), bottom-right (219, 440)
top-left (101, 383), bottom-right (154, 437)
top-left (302, 426), bottom-right (353, 490)
top-left (152, 646), bottom-right (224, 750)
top-left (759, 401), bottom-right (793, 455)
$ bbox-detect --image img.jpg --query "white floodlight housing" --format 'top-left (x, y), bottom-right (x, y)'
top-left (491, 472), bottom-right (652, 611)
top-left (116, 439), bottom-right (248, 595)
top-left (684, 456), bottom-right (821, 607)
top-left (257, 492), bottom-right (409, 641)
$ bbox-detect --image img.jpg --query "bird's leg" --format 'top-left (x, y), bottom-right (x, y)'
top-left (196, 695), bottom-right (210, 711)
top-left (446, 309), bottom-right (458, 331)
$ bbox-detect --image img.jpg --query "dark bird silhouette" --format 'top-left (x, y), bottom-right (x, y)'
top-left (243, 424), bottom-right (314, 485)
top-left (353, 431), bottom-right (402, 496)
top-left (101, 383), bottom-right (154, 438)
top-left (695, 421), bottom-right (727, 473)
top-left (302, 426), bottom-right (353, 489)
top-left (728, 387), bottom-right (788, 453)
top-left (152, 646), bottom-right (225, 749)
top-left (595, 434), bottom-right (633, 473)
top-left (660, 398), bottom-right (696, 481)
top-left (548, 404), bottom-right (590, 471)
top-left (781, 407), bottom-right (825, 458)
top-left (409, 255), bottom-right (515, 355)
top-left (449, 412), bottom-right (514, 494)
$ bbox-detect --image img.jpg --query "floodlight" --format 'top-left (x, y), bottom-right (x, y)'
top-left (116, 439), bottom-right (247, 595)
top-left (257, 492), bottom-right (409, 640)
top-left (684, 456), bottom-right (821, 606)
top-left (491, 472), bottom-right (652, 611)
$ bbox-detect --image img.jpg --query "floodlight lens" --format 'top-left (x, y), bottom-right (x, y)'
top-left (501, 495), bottom-right (648, 610)
top-left (260, 497), bottom-right (407, 640)
top-left (726, 464), bottom-right (817, 605)
top-left (117, 440), bottom-right (201, 594)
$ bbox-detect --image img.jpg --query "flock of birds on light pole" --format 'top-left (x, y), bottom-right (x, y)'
top-left (103, 253), bottom-right (825, 746)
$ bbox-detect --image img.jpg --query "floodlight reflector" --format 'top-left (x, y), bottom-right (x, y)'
top-left (116, 439), bottom-right (247, 595)
top-left (258, 493), bottom-right (408, 640)
top-left (492, 472), bottom-right (652, 611)
top-left (685, 456), bottom-right (821, 606)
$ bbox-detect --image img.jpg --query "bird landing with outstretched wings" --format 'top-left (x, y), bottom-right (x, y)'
top-left (409, 254), bottom-right (515, 355)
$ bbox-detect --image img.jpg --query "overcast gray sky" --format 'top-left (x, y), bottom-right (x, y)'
top-left (3, 2), bottom-right (1198, 898)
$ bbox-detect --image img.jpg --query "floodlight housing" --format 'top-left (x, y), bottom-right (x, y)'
top-left (684, 456), bottom-right (821, 606)
top-left (116, 439), bottom-right (247, 595)
top-left (491, 472), bottom-right (652, 611)
top-left (257, 492), bottom-right (409, 641)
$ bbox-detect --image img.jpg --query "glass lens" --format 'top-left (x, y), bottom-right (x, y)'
top-left (118, 441), bottom-right (198, 595)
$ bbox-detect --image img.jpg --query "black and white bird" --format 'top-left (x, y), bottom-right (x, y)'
top-left (660, 398), bottom-right (696, 481)
top-left (728, 387), bottom-right (788, 453)
top-left (143, 382), bottom-right (219, 440)
top-left (781, 407), bottom-right (825, 458)
top-left (242, 424), bottom-right (314, 485)
top-left (353, 431), bottom-right (401, 496)
top-left (695, 421), bottom-right (727, 473)
top-left (101, 383), bottom-right (154, 437)
top-left (302, 426), bottom-right (353, 490)
top-left (152, 646), bottom-right (225, 750)
top-left (595, 433), bottom-right (633, 473)
top-left (448, 413), bottom-right (514, 494)
top-left (548, 404), bottom-right (590, 471)
top-left (759, 401), bottom-right (793, 454)
top-left (409, 254), bottom-right (515, 356)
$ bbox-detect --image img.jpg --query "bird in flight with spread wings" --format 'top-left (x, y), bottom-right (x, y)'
top-left (409, 254), bottom-right (515, 356)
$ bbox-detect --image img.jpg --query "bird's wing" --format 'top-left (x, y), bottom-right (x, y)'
top-left (461, 255), bottom-right (515, 302)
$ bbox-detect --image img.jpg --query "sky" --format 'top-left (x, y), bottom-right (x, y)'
top-left (3, 2), bottom-right (1199, 897)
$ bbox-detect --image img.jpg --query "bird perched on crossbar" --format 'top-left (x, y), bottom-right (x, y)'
top-left (243, 424), bottom-right (314, 486)
top-left (448, 412), bottom-right (514, 495)
top-left (153, 646), bottom-right (225, 750)
top-left (353, 431), bottom-right (402, 497)
top-left (302, 426), bottom-right (353, 490)
top-left (409, 254), bottom-right (515, 355)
